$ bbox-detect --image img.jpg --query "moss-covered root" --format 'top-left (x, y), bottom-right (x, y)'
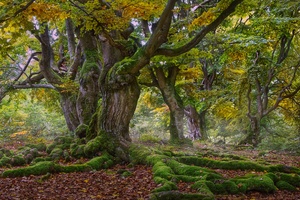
top-left (1, 153), bottom-right (114, 177)
top-left (150, 191), bottom-right (214, 200)
top-left (233, 175), bottom-right (277, 193)
top-left (2, 161), bottom-right (59, 178)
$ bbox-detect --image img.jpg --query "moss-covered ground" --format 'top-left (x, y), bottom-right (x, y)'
top-left (0, 138), bottom-right (299, 199)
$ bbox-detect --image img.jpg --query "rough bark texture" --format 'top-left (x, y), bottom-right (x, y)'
top-left (60, 93), bottom-right (80, 132)
top-left (185, 105), bottom-right (201, 140)
top-left (155, 67), bottom-right (185, 141)
top-left (76, 32), bottom-right (101, 127)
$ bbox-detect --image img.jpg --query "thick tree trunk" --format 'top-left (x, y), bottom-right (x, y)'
top-left (76, 32), bottom-right (101, 127)
top-left (97, 74), bottom-right (140, 160)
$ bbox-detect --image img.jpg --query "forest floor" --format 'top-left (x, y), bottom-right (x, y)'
top-left (0, 140), bottom-right (299, 200)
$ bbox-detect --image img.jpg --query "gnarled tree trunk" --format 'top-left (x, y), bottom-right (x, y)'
top-left (155, 67), bottom-right (185, 142)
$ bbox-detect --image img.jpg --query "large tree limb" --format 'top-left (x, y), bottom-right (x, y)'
top-left (154, 0), bottom-right (243, 57)
top-left (12, 84), bottom-right (56, 90)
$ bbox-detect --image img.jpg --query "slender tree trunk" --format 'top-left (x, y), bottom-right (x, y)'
top-left (155, 67), bottom-right (185, 142)
top-left (185, 105), bottom-right (201, 140)
top-left (60, 93), bottom-right (80, 132)
top-left (249, 116), bottom-right (261, 146)
top-left (199, 110), bottom-right (208, 140)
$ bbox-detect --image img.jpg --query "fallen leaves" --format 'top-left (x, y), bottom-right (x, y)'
top-left (0, 164), bottom-right (157, 200)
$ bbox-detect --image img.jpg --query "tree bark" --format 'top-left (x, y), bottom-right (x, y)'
top-left (76, 31), bottom-right (101, 127)
top-left (60, 93), bottom-right (80, 132)
top-left (155, 67), bottom-right (185, 141)
top-left (185, 105), bottom-right (201, 140)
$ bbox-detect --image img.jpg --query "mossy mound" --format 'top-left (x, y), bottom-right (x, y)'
top-left (50, 148), bottom-right (64, 160)
top-left (276, 180), bottom-right (296, 191)
top-left (177, 156), bottom-right (266, 171)
top-left (25, 143), bottom-right (47, 152)
top-left (0, 155), bottom-right (11, 167)
top-left (232, 175), bottom-right (277, 193)
top-left (46, 136), bottom-right (74, 154)
top-left (70, 144), bottom-right (85, 158)
top-left (0, 148), bottom-right (12, 158)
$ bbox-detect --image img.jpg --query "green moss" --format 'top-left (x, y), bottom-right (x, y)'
top-left (276, 180), bottom-right (296, 191)
top-left (129, 144), bottom-right (152, 164)
top-left (233, 175), bottom-right (276, 193)
top-left (2, 161), bottom-right (58, 178)
top-left (87, 113), bottom-right (99, 140)
top-left (277, 173), bottom-right (300, 187)
top-left (31, 157), bottom-right (48, 164)
top-left (70, 144), bottom-right (85, 158)
top-left (50, 148), bottom-right (63, 160)
top-left (222, 180), bottom-right (239, 194)
top-left (153, 177), bottom-right (177, 192)
top-left (171, 175), bottom-right (201, 183)
top-left (60, 164), bottom-right (92, 173)
top-left (121, 171), bottom-right (132, 177)
top-left (54, 136), bottom-right (74, 145)
top-left (0, 155), bottom-right (11, 167)
top-left (10, 155), bottom-right (26, 166)
top-left (140, 134), bottom-right (160, 143)
top-left (191, 180), bottom-right (214, 196)
top-left (25, 143), bottom-right (47, 152)
top-left (46, 143), bottom-right (57, 154)
top-left (153, 165), bottom-right (174, 180)
top-left (0, 148), bottom-right (12, 157)
top-left (206, 181), bottom-right (226, 194)
top-left (86, 153), bottom-right (114, 170)
top-left (145, 154), bottom-right (169, 166)
top-left (84, 133), bottom-right (116, 157)
top-left (84, 136), bottom-right (103, 157)
top-left (268, 164), bottom-right (300, 174)
top-left (75, 124), bottom-right (89, 138)
top-left (167, 160), bottom-right (214, 177)
top-left (178, 156), bottom-right (266, 171)
top-left (265, 172), bottom-right (279, 182)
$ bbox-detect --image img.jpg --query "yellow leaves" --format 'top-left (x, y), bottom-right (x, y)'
top-left (152, 104), bottom-right (169, 115)
top-left (10, 131), bottom-right (28, 138)
top-left (114, 0), bottom-right (165, 20)
top-left (228, 51), bottom-right (246, 62)
top-left (190, 10), bottom-right (215, 28)
top-left (81, 0), bottom-right (166, 32)
top-left (211, 99), bottom-right (238, 120)
top-left (229, 68), bottom-right (246, 75)
top-left (24, 1), bottom-right (69, 22)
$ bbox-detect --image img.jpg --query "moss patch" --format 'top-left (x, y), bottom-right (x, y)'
top-left (276, 180), bottom-right (296, 191)
top-left (2, 161), bottom-right (59, 178)
top-left (232, 175), bottom-right (276, 193)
